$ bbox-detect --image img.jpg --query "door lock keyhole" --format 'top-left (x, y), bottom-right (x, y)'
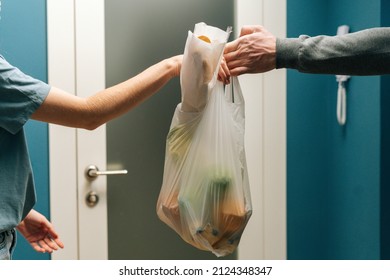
top-left (86, 191), bottom-right (99, 207)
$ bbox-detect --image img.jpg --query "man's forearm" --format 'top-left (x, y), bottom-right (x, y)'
top-left (276, 27), bottom-right (390, 75)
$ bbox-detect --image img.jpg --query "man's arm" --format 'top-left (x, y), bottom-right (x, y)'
top-left (222, 26), bottom-right (390, 80)
top-left (277, 27), bottom-right (390, 75)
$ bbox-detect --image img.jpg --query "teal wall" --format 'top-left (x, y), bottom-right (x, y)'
top-left (0, 0), bottom-right (50, 260)
top-left (380, 0), bottom-right (390, 261)
top-left (287, 0), bottom-right (389, 259)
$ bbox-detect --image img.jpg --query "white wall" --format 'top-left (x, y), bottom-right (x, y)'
top-left (235, 0), bottom-right (286, 260)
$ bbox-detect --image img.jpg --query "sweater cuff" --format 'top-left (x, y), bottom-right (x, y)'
top-left (276, 37), bottom-right (302, 70)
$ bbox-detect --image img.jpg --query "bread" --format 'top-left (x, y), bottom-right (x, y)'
top-left (198, 35), bottom-right (211, 43)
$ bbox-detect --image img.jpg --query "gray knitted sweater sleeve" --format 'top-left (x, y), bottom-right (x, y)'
top-left (276, 27), bottom-right (390, 75)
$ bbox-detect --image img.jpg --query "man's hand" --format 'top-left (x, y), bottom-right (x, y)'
top-left (221, 25), bottom-right (277, 83)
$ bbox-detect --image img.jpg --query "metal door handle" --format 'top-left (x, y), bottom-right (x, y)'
top-left (86, 165), bottom-right (128, 179)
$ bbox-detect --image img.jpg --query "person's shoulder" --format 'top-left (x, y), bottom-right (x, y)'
top-left (0, 54), bottom-right (12, 68)
top-left (0, 54), bottom-right (7, 61)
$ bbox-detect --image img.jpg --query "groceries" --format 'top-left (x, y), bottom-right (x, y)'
top-left (157, 23), bottom-right (252, 257)
top-left (198, 35), bottom-right (211, 43)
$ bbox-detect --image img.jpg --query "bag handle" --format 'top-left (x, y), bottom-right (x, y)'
top-left (225, 76), bottom-right (244, 105)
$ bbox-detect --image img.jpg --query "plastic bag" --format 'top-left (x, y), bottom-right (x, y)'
top-left (179, 22), bottom-right (230, 113)
top-left (156, 23), bottom-right (252, 257)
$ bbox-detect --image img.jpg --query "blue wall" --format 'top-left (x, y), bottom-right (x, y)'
top-left (0, 0), bottom-right (50, 260)
top-left (287, 0), bottom-right (389, 259)
top-left (380, 0), bottom-right (390, 260)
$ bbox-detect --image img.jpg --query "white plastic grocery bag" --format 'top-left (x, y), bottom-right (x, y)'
top-left (157, 23), bottom-right (252, 257)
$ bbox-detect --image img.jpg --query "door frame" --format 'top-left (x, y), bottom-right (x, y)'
top-left (48, 0), bottom-right (286, 260)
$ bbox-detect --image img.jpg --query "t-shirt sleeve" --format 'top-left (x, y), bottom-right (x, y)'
top-left (0, 55), bottom-right (51, 134)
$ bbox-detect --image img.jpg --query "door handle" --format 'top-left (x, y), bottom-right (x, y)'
top-left (85, 164), bottom-right (128, 180)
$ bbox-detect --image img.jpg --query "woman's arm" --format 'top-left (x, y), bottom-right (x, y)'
top-left (32, 55), bottom-right (182, 130)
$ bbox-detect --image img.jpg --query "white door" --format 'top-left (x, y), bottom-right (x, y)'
top-left (48, 0), bottom-right (286, 260)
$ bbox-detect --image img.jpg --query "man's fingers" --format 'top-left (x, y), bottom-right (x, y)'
top-left (224, 40), bottom-right (239, 55)
top-left (229, 66), bottom-right (250, 77)
top-left (239, 25), bottom-right (263, 37)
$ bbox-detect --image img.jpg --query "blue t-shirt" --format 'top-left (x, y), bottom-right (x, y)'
top-left (0, 55), bottom-right (50, 231)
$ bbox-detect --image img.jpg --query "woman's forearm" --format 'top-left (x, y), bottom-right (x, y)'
top-left (32, 55), bottom-right (182, 129)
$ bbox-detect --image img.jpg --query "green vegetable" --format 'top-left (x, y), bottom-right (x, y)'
top-left (167, 118), bottom-right (199, 162)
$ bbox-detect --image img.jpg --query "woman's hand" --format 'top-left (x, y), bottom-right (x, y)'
top-left (16, 209), bottom-right (64, 253)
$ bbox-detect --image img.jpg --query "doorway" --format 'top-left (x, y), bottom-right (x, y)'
top-left (48, 0), bottom-right (286, 260)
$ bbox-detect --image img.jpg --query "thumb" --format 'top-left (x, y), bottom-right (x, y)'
top-left (239, 25), bottom-right (263, 37)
